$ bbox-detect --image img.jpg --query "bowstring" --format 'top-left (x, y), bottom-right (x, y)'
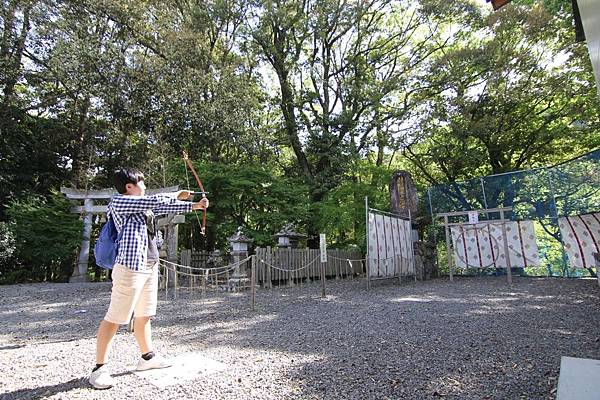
top-left (183, 157), bottom-right (204, 239)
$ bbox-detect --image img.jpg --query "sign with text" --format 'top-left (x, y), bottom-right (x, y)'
top-left (319, 234), bottom-right (327, 262)
top-left (468, 211), bottom-right (479, 224)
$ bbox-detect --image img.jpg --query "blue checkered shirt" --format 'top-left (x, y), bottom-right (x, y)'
top-left (107, 193), bottom-right (193, 272)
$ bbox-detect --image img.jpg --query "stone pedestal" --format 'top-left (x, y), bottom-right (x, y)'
top-left (228, 227), bottom-right (253, 291)
top-left (414, 241), bottom-right (438, 281)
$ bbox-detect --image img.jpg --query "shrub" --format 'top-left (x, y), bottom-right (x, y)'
top-left (4, 191), bottom-right (82, 283)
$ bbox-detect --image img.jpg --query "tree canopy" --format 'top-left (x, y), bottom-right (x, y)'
top-left (0, 0), bottom-right (598, 281)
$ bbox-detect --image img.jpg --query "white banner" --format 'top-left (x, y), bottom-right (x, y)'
top-left (450, 221), bottom-right (539, 269)
top-left (558, 213), bottom-right (600, 269)
top-left (368, 211), bottom-right (414, 278)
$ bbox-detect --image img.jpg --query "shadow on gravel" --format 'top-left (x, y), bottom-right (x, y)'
top-left (2, 277), bottom-right (599, 399)
top-left (0, 344), bottom-right (24, 350)
top-left (0, 371), bottom-right (134, 400)
top-left (0, 283), bottom-right (113, 343)
top-left (158, 277), bottom-right (600, 399)
top-left (0, 377), bottom-right (88, 400)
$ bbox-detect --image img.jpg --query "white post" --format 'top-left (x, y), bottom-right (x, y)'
top-left (409, 209), bottom-right (417, 283)
top-left (320, 233), bottom-right (327, 297)
top-left (500, 209), bottom-right (513, 285)
top-left (365, 196), bottom-right (370, 290)
top-left (444, 215), bottom-right (454, 282)
top-left (166, 221), bottom-right (178, 287)
top-left (251, 255), bottom-right (256, 310)
top-left (593, 253), bottom-right (600, 287)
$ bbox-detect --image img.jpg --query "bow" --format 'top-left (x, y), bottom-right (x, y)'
top-left (183, 151), bottom-right (207, 236)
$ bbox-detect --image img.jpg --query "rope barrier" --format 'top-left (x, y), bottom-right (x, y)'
top-left (159, 256), bottom-right (251, 272)
top-left (327, 255), bottom-right (367, 262)
top-left (160, 260), bottom-right (242, 278)
top-left (257, 256), bottom-right (321, 272)
top-left (161, 257), bottom-right (250, 271)
top-left (162, 253), bottom-right (411, 278)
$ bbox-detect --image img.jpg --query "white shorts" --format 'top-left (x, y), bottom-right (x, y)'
top-left (104, 262), bottom-right (159, 325)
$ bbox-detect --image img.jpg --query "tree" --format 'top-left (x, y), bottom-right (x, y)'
top-left (166, 159), bottom-right (310, 249)
top-left (5, 192), bottom-right (82, 282)
top-left (249, 0), bottom-right (469, 243)
top-left (402, 3), bottom-right (600, 190)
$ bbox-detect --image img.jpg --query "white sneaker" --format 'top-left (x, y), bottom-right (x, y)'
top-left (136, 354), bottom-right (172, 371)
top-left (89, 364), bottom-right (114, 389)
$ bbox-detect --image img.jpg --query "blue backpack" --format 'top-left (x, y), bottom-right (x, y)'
top-left (94, 217), bottom-right (126, 269)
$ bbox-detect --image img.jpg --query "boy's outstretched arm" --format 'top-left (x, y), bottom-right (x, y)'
top-left (153, 192), bottom-right (209, 216)
top-left (110, 193), bottom-right (192, 215)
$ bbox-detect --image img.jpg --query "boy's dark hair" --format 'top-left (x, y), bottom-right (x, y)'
top-left (113, 168), bottom-right (145, 194)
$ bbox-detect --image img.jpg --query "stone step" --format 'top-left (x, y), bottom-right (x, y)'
top-left (556, 356), bottom-right (600, 400)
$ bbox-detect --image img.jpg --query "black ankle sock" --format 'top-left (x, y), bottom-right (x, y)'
top-left (142, 351), bottom-right (155, 361)
top-left (92, 363), bottom-right (104, 372)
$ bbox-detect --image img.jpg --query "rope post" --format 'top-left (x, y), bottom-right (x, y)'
top-left (398, 254), bottom-right (402, 284)
top-left (127, 314), bottom-right (134, 333)
top-left (174, 265), bottom-right (178, 299)
top-left (165, 264), bottom-right (169, 300)
top-left (444, 215), bottom-right (454, 282)
top-left (409, 209), bottom-right (417, 283)
top-left (365, 196), bottom-right (370, 291)
top-left (320, 259), bottom-right (326, 298)
top-left (593, 253), bottom-right (600, 287)
top-left (500, 209), bottom-right (513, 285)
top-left (299, 260), bottom-right (303, 289)
top-left (266, 253), bottom-right (272, 289)
top-left (251, 256), bottom-right (256, 311)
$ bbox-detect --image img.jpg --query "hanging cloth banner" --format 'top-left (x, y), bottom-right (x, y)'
top-left (368, 211), bottom-right (414, 278)
top-left (450, 220), bottom-right (539, 269)
top-left (558, 213), bottom-right (600, 269)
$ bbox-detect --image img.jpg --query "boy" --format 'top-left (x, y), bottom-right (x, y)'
top-left (89, 168), bottom-right (209, 389)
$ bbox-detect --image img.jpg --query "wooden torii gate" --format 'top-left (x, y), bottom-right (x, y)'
top-left (61, 186), bottom-right (186, 282)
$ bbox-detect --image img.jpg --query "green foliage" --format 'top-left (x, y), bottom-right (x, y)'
top-left (0, 222), bottom-right (16, 264)
top-left (404, 2), bottom-right (600, 187)
top-left (0, 108), bottom-right (73, 218)
top-left (313, 160), bottom-right (394, 250)
top-left (166, 159), bottom-right (310, 249)
top-left (0, 0), bottom-right (599, 283)
top-left (512, 0), bottom-right (569, 15)
top-left (4, 192), bottom-right (83, 283)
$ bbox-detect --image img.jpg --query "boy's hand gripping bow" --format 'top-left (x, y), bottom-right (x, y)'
top-left (183, 151), bottom-right (208, 236)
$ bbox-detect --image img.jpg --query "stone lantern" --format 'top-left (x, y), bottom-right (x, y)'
top-left (273, 224), bottom-right (306, 248)
top-left (229, 226), bottom-right (253, 257)
top-left (228, 227), bottom-right (253, 290)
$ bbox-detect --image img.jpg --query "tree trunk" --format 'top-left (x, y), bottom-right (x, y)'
top-left (1, 3), bottom-right (31, 108)
top-left (70, 97), bottom-right (91, 188)
top-left (273, 59), bottom-right (312, 181)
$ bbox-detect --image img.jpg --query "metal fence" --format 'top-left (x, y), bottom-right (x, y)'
top-left (427, 148), bottom-right (600, 276)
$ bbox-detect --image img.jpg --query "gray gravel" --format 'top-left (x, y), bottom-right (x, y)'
top-left (1, 276), bottom-right (599, 400)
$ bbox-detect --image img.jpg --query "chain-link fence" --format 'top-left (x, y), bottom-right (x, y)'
top-left (427, 148), bottom-right (600, 277)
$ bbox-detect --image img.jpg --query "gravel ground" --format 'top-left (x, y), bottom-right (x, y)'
top-left (1, 276), bottom-right (599, 400)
